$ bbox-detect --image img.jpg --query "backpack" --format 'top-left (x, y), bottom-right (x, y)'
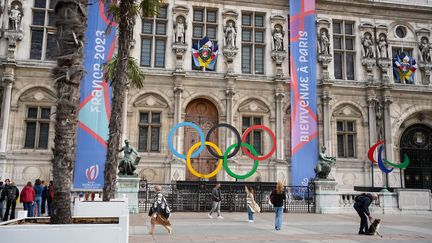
top-left (354, 193), bottom-right (367, 203)
top-left (7, 186), bottom-right (16, 201)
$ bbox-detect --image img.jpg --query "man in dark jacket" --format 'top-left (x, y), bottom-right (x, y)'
top-left (208, 183), bottom-right (223, 219)
top-left (0, 181), bottom-right (4, 220)
top-left (353, 193), bottom-right (378, 235)
top-left (2, 181), bottom-right (19, 221)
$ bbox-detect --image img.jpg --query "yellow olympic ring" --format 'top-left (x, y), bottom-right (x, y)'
top-left (186, 141), bottom-right (223, 179)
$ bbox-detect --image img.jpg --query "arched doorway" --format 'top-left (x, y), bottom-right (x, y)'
top-left (184, 98), bottom-right (218, 181)
top-left (401, 124), bottom-right (432, 189)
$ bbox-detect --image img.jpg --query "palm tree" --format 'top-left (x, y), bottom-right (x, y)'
top-left (102, 0), bottom-right (163, 201)
top-left (51, 0), bottom-right (86, 223)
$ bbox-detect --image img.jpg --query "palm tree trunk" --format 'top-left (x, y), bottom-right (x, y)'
top-left (51, 0), bottom-right (86, 224)
top-left (103, 0), bottom-right (135, 201)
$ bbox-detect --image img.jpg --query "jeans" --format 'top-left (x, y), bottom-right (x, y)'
top-left (354, 205), bottom-right (368, 233)
top-left (0, 200), bottom-right (4, 220)
top-left (23, 202), bottom-right (34, 217)
top-left (274, 206), bottom-right (283, 230)
top-left (35, 197), bottom-right (42, 217)
top-left (247, 205), bottom-right (254, 221)
top-left (2, 200), bottom-right (16, 221)
top-left (209, 201), bottom-right (221, 216)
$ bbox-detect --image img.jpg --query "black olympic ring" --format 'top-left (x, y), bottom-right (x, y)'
top-left (205, 123), bottom-right (242, 159)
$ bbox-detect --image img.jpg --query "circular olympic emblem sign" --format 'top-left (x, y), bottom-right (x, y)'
top-left (168, 122), bottom-right (276, 179)
top-left (367, 140), bottom-right (409, 173)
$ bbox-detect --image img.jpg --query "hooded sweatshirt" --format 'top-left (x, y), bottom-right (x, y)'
top-left (20, 186), bottom-right (35, 203)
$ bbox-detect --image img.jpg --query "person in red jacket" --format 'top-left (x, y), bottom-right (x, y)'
top-left (20, 182), bottom-right (35, 217)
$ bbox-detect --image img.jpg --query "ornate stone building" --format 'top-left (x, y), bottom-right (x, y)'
top-left (0, 0), bottom-right (431, 191)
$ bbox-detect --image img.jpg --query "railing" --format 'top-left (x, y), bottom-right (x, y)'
top-left (139, 181), bottom-right (315, 213)
top-left (370, 0), bottom-right (432, 6)
top-left (338, 192), bottom-right (382, 208)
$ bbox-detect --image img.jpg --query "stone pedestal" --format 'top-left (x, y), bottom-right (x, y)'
top-left (314, 179), bottom-right (339, 214)
top-left (379, 191), bottom-right (398, 214)
top-left (116, 176), bottom-right (140, 213)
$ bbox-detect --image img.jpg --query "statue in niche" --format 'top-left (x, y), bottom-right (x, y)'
top-left (361, 32), bottom-right (374, 58)
top-left (318, 29), bottom-right (330, 55)
top-left (272, 25), bottom-right (284, 51)
top-left (314, 146), bottom-right (336, 180)
top-left (118, 139), bottom-right (141, 176)
top-left (419, 37), bottom-right (431, 63)
top-left (375, 103), bottom-right (384, 140)
top-left (224, 20), bottom-right (237, 49)
top-left (377, 34), bottom-right (388, 59)
top-left (8, 4), bottom-right (22, 31)
top-left (174, 16), bottom-right (186, 44)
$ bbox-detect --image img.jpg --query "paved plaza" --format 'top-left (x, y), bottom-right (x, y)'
top-left (129, 212), bottom-right (432, 243)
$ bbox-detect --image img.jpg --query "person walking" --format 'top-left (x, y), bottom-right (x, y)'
top-left (148, 185), bottom-right (172, 235)
top-left (20, 182), bottom-right (35, 217)
top-left (270, 181), bottom-right (286, 230)
top-left (353, 193), bottom-right (378, 235)
top-left (46, 181), bottom-right (54, 216)
top-left (208, 183), bottom-right (223, 219)
top-left (0, 181), bottom-right (5, 220)
top-left (33, 179), bottom-right (43, 217)
top-left (41, 181), bottom-right (47, 215)
top-left (2, 181), bottom-right (19, 221)
top-left (245, 185), bottom-right (260, 223)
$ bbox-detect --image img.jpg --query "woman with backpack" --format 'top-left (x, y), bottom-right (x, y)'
top-left (270, 181), bottom-right (286, 230)
top-left (20, 182), bottom-right (35, 217)
top-left (245, 185), bottom-right (260, 223)
top-left (148, 185), bottom-right (172, 235)
top-left (33, 179), bottom-right (44, 217)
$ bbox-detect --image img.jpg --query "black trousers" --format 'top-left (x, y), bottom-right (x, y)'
top-left (354, 205), bottom-right (368, 233)
top-left (2, 200), bottom-right (16, 221)
top-left (41, 196), bottom-right (47, 214)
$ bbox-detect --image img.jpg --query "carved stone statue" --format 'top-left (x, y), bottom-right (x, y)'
top-left (362, 32), bottom-right (374, 58)
top-left (224, 20), bottom-right (237, 49)
top-left (419, 37), bottom-right (431, 63)
top-left (314, 146), bottom-right (336, 180)
top-left (318, 29), bottom-right (330, 55)
top-left (272, 25), bottom-right (284, 51)
top-left (377, 34), bottom-right (388, 59)
top-left (174, 16), bottom-right (186, 44)
top-left (8, 4), bottom-right (22, 31)
top-left (118, 139), bottom-right (141, 176)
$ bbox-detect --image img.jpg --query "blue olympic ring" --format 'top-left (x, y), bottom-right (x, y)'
top-left (168, 122), bottom-right (205, 159)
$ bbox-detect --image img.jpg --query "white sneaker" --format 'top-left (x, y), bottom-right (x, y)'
top-left (217, 216), bottom-right (224, 219)
top-left (208, 213), bottom-right (213, 219)
top-left (248, 220), bottom-right (254, 223)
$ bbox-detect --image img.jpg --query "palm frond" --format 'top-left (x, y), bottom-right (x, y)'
top-left (103, 55), bottom-right (145, 89)
top-left (140, 0), bottom-right (164, 18)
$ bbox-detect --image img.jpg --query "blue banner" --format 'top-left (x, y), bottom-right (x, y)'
top-left (290, 0), bottom-right (318, 187)
top-left (73, 0), bottom-right (117, 190)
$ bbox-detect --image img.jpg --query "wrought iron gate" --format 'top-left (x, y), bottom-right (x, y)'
top-left (138, 181), bottom-right (315, 213)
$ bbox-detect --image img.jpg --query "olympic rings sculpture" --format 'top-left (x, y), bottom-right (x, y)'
top-left (168, 122), bottom-right (276, 179)
top-left (367, 140), bottom-right (409, 173)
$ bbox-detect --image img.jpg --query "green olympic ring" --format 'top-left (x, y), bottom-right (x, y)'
top-left (223, 143), bottom-right (259, 180)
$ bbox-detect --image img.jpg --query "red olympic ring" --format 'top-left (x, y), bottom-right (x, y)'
top-left (368, 140), bottom-right (384, 164)
top-left (241, 125), bottom-right (276, 161)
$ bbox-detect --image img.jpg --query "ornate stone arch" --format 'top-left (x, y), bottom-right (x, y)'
top-left (182, 93), bottom-right (225, 117)
top-left (129, 91), bottom-right (172, 112)
top-left (234, 97), bottom-right (273, 116)
top-left (330, 101), bottom-right (367, 123)
top-left (13, 85), bottom-right (56, 107)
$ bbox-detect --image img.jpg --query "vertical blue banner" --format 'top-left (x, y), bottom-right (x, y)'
top-left (73, 0), bottom-right (117, 190)
top-left (290, 0), bottom-right (318, 186)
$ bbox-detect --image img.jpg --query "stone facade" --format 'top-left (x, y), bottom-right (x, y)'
top-left (0, 0), bottom-right (431, 191)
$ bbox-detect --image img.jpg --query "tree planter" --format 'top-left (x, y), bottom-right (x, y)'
top-left (1, 198), bottom-right (130, 243)
top-left (0, 216), bottom-right (127, 243)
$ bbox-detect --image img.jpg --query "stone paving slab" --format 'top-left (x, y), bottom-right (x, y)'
top-left (129, 212), bottom-right (432, 243)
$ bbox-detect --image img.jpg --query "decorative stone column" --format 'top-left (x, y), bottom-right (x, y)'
top-left (0, 75), bottom-right (13, 153)
top-left (170, 75), bottom-right (185, 182)
top-left (274, 84), bottom-right (285, 160)
top-left (383, 96), bottom-right (393, 188)
top-left (359, 23), bottom-right (376, 83)
top-left (321, 91), bottom-right (332, 150)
